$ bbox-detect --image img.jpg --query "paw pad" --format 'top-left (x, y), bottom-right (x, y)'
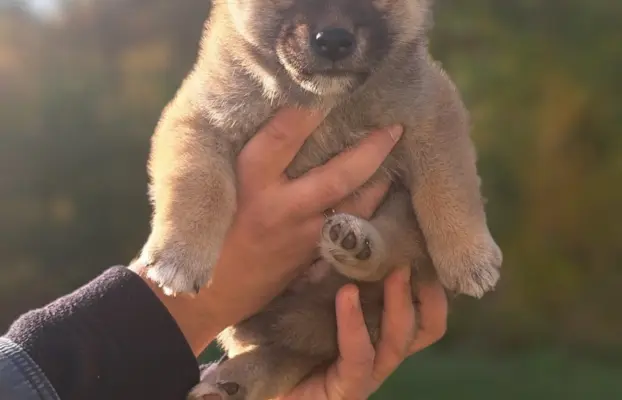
top-left (321, 214), bottom-right (382, 269)
top-left (355, 240), bottom-right (372, 260)
top-left (329, 223), bottom-right (342, 241)
top-left (342, 232), bottom-right (357, 250)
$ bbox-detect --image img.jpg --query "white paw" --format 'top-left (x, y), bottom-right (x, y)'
top-left (434, 236), bottom-right (502, 298)
top-left (139, 245), bottom-right (218, 296)
top-left (319, 213), bottom-right (385, 281)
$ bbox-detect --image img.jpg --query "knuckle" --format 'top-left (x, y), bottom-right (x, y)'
top-left (236, 149), bottom-right (262, 176)
top-left (320, 174), bottom-right (351, 201)
top-left (264, 119), bottom-right (291, 144)
top-left (245, 204), bottom-right (281, 234)
top-left (348, 348), bottom-right (376, 370)
top-left (287, 194), bottom-right (311, 214)
top-left (384, 340), bottom-right (407, 363)
top-left (245, 214), bottom-right (269, 236)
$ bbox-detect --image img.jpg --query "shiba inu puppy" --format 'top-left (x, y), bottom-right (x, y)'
top-left (138, 0), bottom-right (502, 398)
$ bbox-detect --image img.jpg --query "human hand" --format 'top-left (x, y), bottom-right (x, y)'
top-left (200, 108), bottom-right (403, 332)
top-left (280, 268), bottom-right (448, 400)
top-left (131, 107), bottom-right (403, 354)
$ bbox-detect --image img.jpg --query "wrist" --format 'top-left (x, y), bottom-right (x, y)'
top-left (128, 261), bottom-right (224, 356)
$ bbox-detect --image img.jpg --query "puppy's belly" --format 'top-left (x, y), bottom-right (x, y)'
top-left (288, 259), bottom-right (333, 292)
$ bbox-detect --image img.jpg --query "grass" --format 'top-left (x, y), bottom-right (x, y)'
top-left (372, 349), bottom-right (622, 399)
top-left (199, 346), bottom-right (622, 399)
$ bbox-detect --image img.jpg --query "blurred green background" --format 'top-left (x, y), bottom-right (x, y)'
top-left (1, 0), bottom-right (621, 398)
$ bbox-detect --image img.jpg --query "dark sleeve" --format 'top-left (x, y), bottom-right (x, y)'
top-left (2, 266), bottom-right (200, 400)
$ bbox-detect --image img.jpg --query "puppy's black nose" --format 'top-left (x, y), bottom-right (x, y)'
top-left (311, 28), bottom-right (356, 61)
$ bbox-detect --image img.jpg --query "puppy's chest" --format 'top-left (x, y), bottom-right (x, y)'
top-left (219, 88), bottom-right (412, 179)
top-left (284, 116), bottom-right (403, 180)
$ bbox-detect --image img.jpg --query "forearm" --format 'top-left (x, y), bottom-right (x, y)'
top-left (1, 266), bottom-right (201, 400)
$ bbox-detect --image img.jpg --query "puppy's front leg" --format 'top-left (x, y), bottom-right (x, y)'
top-left (139, 119), bottom-right (237, 295)
top-left (406, 77), bottom-right (502, 298)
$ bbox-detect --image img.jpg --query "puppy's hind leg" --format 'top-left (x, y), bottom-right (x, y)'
top-left (188, 347), bottom-right (323, 400)
top-left (320, 187), bottom-right (432, 282)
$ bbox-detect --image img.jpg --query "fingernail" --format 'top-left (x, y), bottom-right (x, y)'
top-left (387, 125), bottom-right (404, 142)
top-left (350, 287), bottom-right (361, 311)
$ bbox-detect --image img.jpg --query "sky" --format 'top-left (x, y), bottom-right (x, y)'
top-left (27, 0), bottom-right (58, 15)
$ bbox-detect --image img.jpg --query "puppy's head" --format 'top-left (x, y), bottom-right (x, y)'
top-left (223, 0), bottom-right (431, 97)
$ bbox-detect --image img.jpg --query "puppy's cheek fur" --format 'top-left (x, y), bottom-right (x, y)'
top-left (227, 1), bottom-right (281, 49)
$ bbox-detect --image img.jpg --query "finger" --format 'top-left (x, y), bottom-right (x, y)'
top-left (287, 124), bottom-right (403, 214)
top-left (330, 284), bottom-right (376, 397)
top-left (334, 177), bottom-right (391, 219)
top-left (237, 108), bottom-right (325, 188)
top-left (409, 280), bottom-right (448, 354)
top-left (372, 267), bottom-right (415, 383)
